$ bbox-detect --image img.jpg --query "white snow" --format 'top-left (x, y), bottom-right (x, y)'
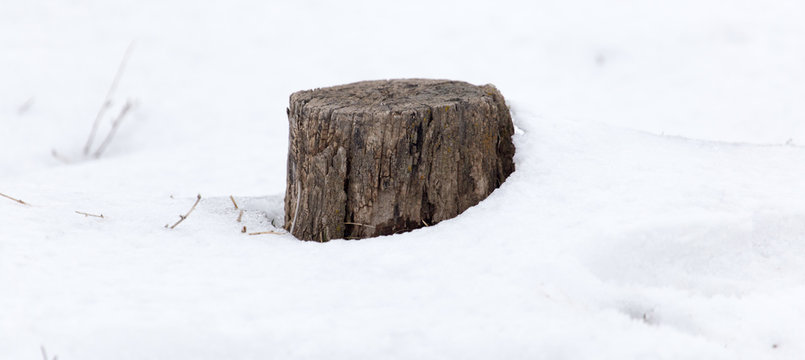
top-left (2, 0), bottom-right (805, 359)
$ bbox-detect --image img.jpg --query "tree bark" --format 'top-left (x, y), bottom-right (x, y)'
top-left (284, 79), bottom-right (515, 241)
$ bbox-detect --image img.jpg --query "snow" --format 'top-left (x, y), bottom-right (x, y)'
top-left (2, 0), bottom-right (805, 358)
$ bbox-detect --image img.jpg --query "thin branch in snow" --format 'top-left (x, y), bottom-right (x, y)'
top-left (92, 100), bottom-right (133, 158)
top-left (249, 230), bottom-right (283, 236)
top-left (229, 195), bottom-right (239, 209)
top-left (241, 226), bottom-right (247, 233)
top-left (0, 192), bottom-right (30, 206)
top-left (236, 209), bottom-right (244, 222)
top-left (167, 194), bottom-right (201, 229)
top-left (75, 210), bottom-right (104, 218)
top-left (84, 41), bottom-right (135, 155)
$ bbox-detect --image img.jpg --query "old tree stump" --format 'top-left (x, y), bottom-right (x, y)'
top-left (284, 79), bottom-right (515, 241)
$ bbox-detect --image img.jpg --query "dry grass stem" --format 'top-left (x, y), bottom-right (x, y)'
top-left (289, 179), bottom-right (301, 234)
top-left (84, 41), bottom-right (135, 155)
top-left (167, 194), bottom-right (201, 229)
top-left (248, 231), bottom-right (283, 236)
top-left (344, 222), bottom-right (375, 228)
top-left (75, 211), bottom-right (104, 218)
top-left (237, 209), bottom-right (244, 222)
top-left (422, 219), bottom-right (430, 226)
top-left (229, 195), bottom-right (239, 209)
top-left (1, 192), bottom-right (30, 206)
top-left (92, 101), bottom-right (133, 158)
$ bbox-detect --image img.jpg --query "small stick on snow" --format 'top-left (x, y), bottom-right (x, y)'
top-left (75, 211), bottom-right (104, 218)
top-left (248, 230), bottom-right (283, 236)
top-left (0, 192), bottom-right (30, 206)
top-left (236, 209), bottom-right (244, 222)
top-left (92, 101), bottom-right (133, 158)
top-left (241, 226), bottom-right (247, 233)
top-left (168, 194), bottom-right (201, 229)
top-left (229, 195), bottom-right (239, 209)
top-left (84, 41), bottom-right (135, 155)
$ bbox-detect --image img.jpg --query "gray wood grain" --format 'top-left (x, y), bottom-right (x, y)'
top-left (285, 79), bottom-right (515, 241)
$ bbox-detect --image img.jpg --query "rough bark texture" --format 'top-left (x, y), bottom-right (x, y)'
top-left (284, 79), bottom-right (515, 241)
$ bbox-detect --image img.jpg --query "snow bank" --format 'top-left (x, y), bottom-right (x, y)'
top-left (2, 0), bottom-right (804, 359)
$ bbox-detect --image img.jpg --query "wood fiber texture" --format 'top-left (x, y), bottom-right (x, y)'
top-left (284, 79), bottom-right (515, 241)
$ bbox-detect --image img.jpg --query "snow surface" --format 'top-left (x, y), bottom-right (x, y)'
top-left (2, 0), bottom-right (805, 358)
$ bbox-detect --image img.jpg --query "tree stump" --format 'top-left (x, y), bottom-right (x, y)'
top-left (284, 79), bottom-right (515, 241)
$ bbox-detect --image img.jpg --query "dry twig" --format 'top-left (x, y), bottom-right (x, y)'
top-left (241, 226), bottom-right (247, 233)
top-left (84, 41), bottom-right (135, 155)
top-left (0, 192), bottom-right (30, 206)
top-left (92, 100), bottom-right (133, 158)
top-left (236, 209), bottom-right (244, 222)
top-left (248, 230), bottom-right (283, 236)
top-left (229, 195), bottom-right (239, 209)
top-left (167, 194), bottom-right (201, 229)
top-left (75, 211), bottom-right (104, 218)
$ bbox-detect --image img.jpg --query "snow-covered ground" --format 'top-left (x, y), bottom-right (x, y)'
top-left (2, 0), bottom-right (805, 358)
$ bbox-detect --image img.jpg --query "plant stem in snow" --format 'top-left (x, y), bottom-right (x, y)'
top-left (229, 195), bottom-right (239, 209)
top-left (92, 101), bottom-right (133, 158)
top-left (168, 194), bottom-right (201, 229)
top-left (84, 41), bottom-right (135, 156)
top-left (248, 231), bottom-right (283, 236)
top-left (344, 222), bottom-right (375, 228)
top-left (75, 211), bottom-right (104, 218)
top-left (290, 178), bottom-right (301, 235)
top-left (0, 192), bottom-right (30, 206)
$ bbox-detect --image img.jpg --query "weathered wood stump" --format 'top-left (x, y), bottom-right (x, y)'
top-left (284, 79), bottom-right (515, 241)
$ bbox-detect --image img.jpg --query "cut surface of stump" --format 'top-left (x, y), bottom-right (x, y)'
top-left (284, 79), bottom-right (515, 241)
